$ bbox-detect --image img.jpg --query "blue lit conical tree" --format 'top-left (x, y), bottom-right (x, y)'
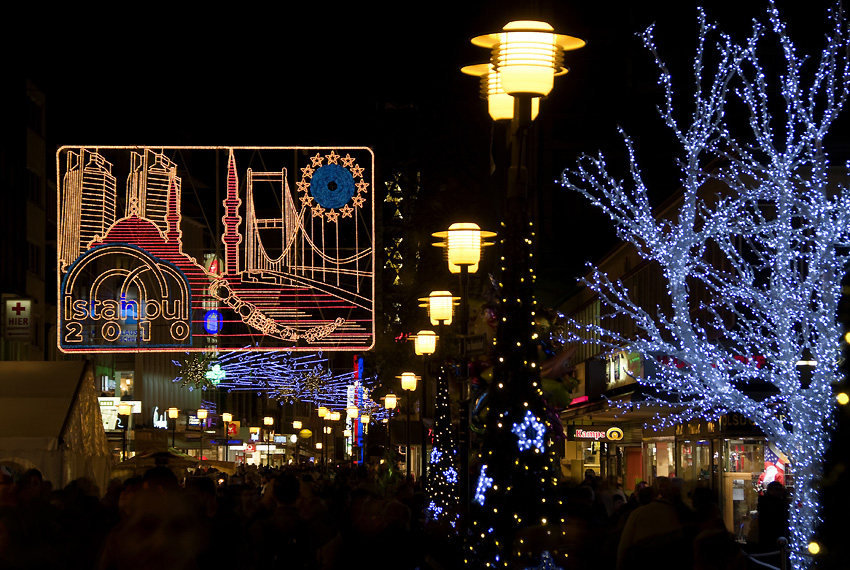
top-left (425, 365), bottom-right (460, 532)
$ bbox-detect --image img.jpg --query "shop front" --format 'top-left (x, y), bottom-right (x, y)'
top-left (643, 413), bottom-right (790, 538)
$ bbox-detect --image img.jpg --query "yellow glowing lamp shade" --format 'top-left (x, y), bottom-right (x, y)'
top-left (317, 406), bottom-right (329, 418)
top-left (316, 442), bottom-right (323, 450)
top-left (298, 428), bottom-right (313, 439)
top-left (401, 372), bottom-right (418, 391)
top-left (221, 412), bottom-right (233, 423)
top-left (413, 330), bottom-right (437, 355)
top-left (461, 63), bottom-right (540, 122)
top-left (263, 416), bottom-right (274, 426)
top-left (167, 407), bottom-right (179, 419)
top-left (346, 405), bottom-right (359, 418)
top-left (384, 393), bottom-right (398, 409)
top-left (196, 408), bottom-right (208, 420)
top-left (432, 223), bottom-right (495, 273)
top-left (343, 428), bottom-right (351, 437)
top-left (360, 414), bottom-right (370, 424)
top-left (472, 20), bottom-right (585, 96)
top-left (329, 411), bottom-right (341, 421)
top-left (419, 291), bottom-right (459, 325)
top-left (118, 402), bottom-right (133, 416)
top-left (292, 420), bottom-right (302, 429)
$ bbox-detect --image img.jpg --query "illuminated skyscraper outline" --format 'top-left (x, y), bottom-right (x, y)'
top-left (59, 149), bottom-right (117, 271)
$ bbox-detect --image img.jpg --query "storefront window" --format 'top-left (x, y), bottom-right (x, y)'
top-left (678, 440), bottom-right (711, 502)
top-left (581, 440), bottom-right (601, 473)
top-left (721, 439), bottom-right (764, 540)
top-left (643, 439), bottom-right (675, 483)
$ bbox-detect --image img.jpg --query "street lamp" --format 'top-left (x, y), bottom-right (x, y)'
top-left (420, 291), bottom-right (457, 327)
top-left (359, 413), bottom-right (370, 463)
top-left (433, 222), bottom-right (494, 523)
top-left (463, 18), bottom-right (584, 550)
top-left (167, 407), bottom-right (179, 449)
top-left (411, 330), bottom-right (437, 483)
top-left (118, 402), bottom-right (132, 461)
top-left (461, 63), bottom-right (540, 122)
top-left (471, 20), bottom-right (585, 97)
top-left (197, 408), bottom-right (208, 461)
top-left (263, 416), bottom-right (274, 467)
top-left (400, 373), bottom-right (418, 480)
top-left (292, 420), bottom-right (302, 430)
top-left (222, 412), bottom-right (232, 462)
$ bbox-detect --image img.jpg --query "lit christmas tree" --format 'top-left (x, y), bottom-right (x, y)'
top-left (425, 365), bottom-right (460, 531)
top-left (560, 4), bottom-right (849, 569)
top-left (466, 213), bottom-right (565, 568)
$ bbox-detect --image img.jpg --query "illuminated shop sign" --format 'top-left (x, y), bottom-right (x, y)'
top-left (57, 146), bottom-right (375, 353)
top-left (569, 426), bottom-right (625, 441)
top-left (607, 350), bottom-right (642, 389)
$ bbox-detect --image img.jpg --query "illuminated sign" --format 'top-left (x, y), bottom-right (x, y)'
top-left (152, 406), bottom-right (168, 429)
top-left (570, 425), bottom-right (625, 441)
top-left (607, 350), bottom-right (642, 389)
top-left (203, 310), bottom-right (223, 334)
top-left (57, 147), bottom-right (375, 353)
top-left (4, 299), bottom-right (32, 340)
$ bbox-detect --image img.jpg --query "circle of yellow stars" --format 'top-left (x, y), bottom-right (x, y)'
top-left (296, 150), bottom-right (369, 223)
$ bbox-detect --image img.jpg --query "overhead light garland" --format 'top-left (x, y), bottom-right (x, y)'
top-left (172, 349), bottom-right (388, 418)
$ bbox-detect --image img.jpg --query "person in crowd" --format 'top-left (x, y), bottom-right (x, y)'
top-left (757, 481), bottom-right (789, 551)
top-left (617, 477), bottom-right (690, 570)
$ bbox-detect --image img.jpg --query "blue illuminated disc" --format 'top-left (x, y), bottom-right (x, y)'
top-left (310, 164), bottom-right (356, 209)
top-left (204, 310), bottom-right (223, 334)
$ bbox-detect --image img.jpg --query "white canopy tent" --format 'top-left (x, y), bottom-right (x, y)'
top-left (0, 360), bottom-right (111, 493)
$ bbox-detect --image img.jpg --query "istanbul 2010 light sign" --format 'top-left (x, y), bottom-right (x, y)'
top-left (57, 146), bottom-right (374, 353)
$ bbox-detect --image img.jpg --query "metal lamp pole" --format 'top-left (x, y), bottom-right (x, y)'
top-left (222, 412), bottom-right (232, 462)
top-left (197, 408), bottom-right (208, 462)
top-left (167, 407), bottom-right (179, 449)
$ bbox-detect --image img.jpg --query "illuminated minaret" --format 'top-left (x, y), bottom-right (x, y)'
top-left (221, 149), bottom-right (242, 275)
top-left (165, 176), bottom-right (182, 250)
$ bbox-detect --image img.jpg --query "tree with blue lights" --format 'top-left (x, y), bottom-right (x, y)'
top-left (561, 3), bottom-right (849, 569)
top-left (425, 366), bottom-right (460, 532)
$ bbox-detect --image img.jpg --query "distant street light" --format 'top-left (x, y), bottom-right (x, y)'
top-left (197, 408), bottom-right (208, 461)
top-left (167, 407), bottom-right (179, 449)
top-left (118, 402), bottom-right (132, 461)
top-left (222, 412), bottom-right (233, 462)
top-left (400, 373), bottom-right (419, 479)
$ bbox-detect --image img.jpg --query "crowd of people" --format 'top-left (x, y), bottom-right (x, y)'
top-left (0, 463), bottom-right (789, 570)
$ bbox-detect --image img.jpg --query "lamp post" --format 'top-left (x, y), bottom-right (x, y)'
top-left (412, 330), bottom-right (437, 483)
top-left (197, 408), bottom-right (208, 462)
top-left (360, 413), bottom-right (370, 463)
top-left (263, 416), bottom-right (274, 467)
top-left (384, 394), bottom-right (397, 464)
top-left (222, 412), bottom-right (232, 462)
top-left (432, 223), bottom-right (494, 527)
top-left (167, 407), bottom-right (179, 449)
top-left (118, 402), bottom-right (132, 461)
top-left (400, 373), bottom-right (418, 480)
top-left (463, 19), bottom-right (584, 558)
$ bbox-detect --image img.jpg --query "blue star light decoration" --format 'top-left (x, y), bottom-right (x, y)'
top-left (512, 410), bottom-right (547, 453)
top-left (443, 467), bottom-right (458, 484)
top-left (427, 500), bottom-right (443, 518)
top-left (430, 447), bottom-right (443, 464)
top-left (474, 465), bottom-right (493, 506)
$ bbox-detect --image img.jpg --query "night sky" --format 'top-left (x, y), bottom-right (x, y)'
top-left (22, 0), bottom-right (849, 294)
